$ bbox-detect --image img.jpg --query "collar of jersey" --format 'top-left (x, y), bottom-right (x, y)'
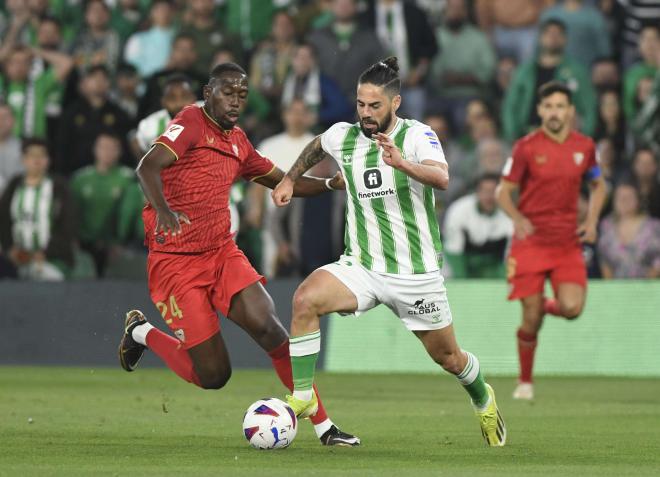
top-left (201, 106), bottom-right (232, 136)
top-left (362, 117), bottom-right (403, 141)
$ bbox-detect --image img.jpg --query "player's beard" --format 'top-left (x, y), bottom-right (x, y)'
top-left (545, 117), bottom-right (565, 134)
top-left (360, 111), bottom-right (393, 138)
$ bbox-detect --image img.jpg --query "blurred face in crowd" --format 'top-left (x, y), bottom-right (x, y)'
top-left (444, 0), bottom-right (468, 31)
top-left (211, 49), bottom-right (235, 70)
top-left (638, 27), bottom-right (660, 64)
top-left (478, 139), bottom-right (506, 173)
top-left (591, 60), bottom-right (619, 89)
top-left (204, 71), bottom-right (249, 130)
top-left (0, 105), bottom-right (15, 140)
top-left (82, 70), bottom-right (111, 99)
top-left (470, 116), bottom-right (497, 142)
top-left (292, 45), bottom-right (316, 76)
top-left (272, 12), bottom-right (296, 44)
top-left (537, 92), bottom-right (574, 135)
top-left (597, 138), bottom-right (615, 178)
top-left (150, 1), bottom-right (173, 28)
top-left (28, 0), bottom-right (49, 16)
top-left (332, 0), bottom-right (356, 23)
top-left (496, 56), bottom-right (517, 92)
top-left (636, 77), bottom-right (654, 104)
top-left (613, 184), bottom-right (641, 218)
top-left (85, 0), bottom-right (111, 30)
top-left (476, 178), bottom-right (498, 214)
top-left (633, 149), bottom-right (658, 182)
top-left (6, 0), bottom-right (28, 15)
top-left (5, 49), bottom-right (32, 82)
top-left (465, 99), bottom-right (488, 130)
top-left (161, 81), bottom-right (196, 117)
top-left (424, 114), bottom-right (450, 141)
top-left (539, 24), bottom-right (566, 56)
top-left (116, 71), bottom-right (139, 96)
top-left (170, 37), bottom-right (198, 69)
top-left (356, 83), bottom-right (400, 138)
top-left (37, 20), bottom-right (62, 50)
top-left (22, 144), bottom-right (50, 179)
top-left (190, 0), bottom-right (215, 17)
top-left (94, 134), bottom-right (121, 171)
top-left (599, 90), bottom-right (620, 123)
top-left (283, 99), bottom-right (313, 136)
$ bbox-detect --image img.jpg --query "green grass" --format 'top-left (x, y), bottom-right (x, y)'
top-left (1, 367), bottom-right (659, 476)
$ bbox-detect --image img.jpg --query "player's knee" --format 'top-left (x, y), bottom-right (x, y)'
top-left (292, 286), bottom-right (320, 318)
top-left (199, 367), bottom-right (232, 390)
top-left (561, 303), bottom-right (582, 320)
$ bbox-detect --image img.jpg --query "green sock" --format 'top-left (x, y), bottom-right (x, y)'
top-left (290, 330), bottom-right (321, 401)
top-left (457, 351), bottom-right (489, 408)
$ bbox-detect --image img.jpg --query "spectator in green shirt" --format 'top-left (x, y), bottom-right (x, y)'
top-left (623, 25), bottom-right (660, 122)
top-left (70, 132), bottom-right (134, 277)
top-left (501, 19), bottom-right (596, 143)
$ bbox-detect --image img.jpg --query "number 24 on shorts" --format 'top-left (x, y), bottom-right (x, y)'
top-left (156, 295), bottom-right (184, 324)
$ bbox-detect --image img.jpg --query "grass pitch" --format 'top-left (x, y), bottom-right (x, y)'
top-left (1, 367), bottom-right (659, 476)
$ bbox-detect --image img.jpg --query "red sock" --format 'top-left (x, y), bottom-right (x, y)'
top-left (516, 328), bottom-right (537, 383)
top-left (146, 328), bottom-right (201, 387)
top-left (268, 340), bottom-right (329, 425)
top-left (543, 297), bottom-right (561, 316)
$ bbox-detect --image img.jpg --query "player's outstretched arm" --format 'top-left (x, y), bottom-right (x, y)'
top-left (136, 144), bottom-right (190, 236)
top-left (258, 167), bottom-right (344, 207)
top-left (578, 176), bottom-right (607, 244)
top-left (373, 132), bottom-right (449, 189)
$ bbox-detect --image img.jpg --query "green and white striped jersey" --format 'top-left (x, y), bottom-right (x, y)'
top-left (321, 118), bottom-right (445, 275)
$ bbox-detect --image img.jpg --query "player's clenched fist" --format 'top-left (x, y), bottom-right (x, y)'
top-left (513, 216), bottom-right (535, 240)
top-left (272, 176), bottom-right (294, 207)
top-left (155, 208), bottom-right (191, 236)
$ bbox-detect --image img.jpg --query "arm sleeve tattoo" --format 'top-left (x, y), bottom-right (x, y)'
top-left (285, 136), bottom-right (330, 181)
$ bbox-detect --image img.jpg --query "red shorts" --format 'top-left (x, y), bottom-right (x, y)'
top-left (506, 240), bottom-right (586, 300)
top-left (147, 240), bottom-right (264, 349)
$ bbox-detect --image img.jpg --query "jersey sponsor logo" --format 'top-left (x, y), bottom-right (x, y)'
top-left (357, 188), bottom-right (396, 200)
top-left (424, 131), bottom-right (440, 150)
top-left (535, 155), bottom-right (547, 164)
top-left (408, 298), bottom-right (443, 317)
top-left (573, 152), bottom-right (584, 165)
top-left (363, 169), bottom-right (383, 189)
top-left (174, 329), bottom-right (185, 342)
top-left (163, 124), bottom-right (184, 141)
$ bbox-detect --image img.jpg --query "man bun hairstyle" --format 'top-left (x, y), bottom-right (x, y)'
top-left (209, 62), bottom-right (246, 82)
top-left (537, 80), bottom-right (573, 104)
top-left (358, 56), bottom-right (401, 97)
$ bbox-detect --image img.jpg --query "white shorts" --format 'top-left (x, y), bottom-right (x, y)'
top-left (319, 256), bottom-right (453, 331)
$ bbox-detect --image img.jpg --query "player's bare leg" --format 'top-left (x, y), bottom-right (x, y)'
top-left (227, 280), bottom-right (360, 446)
top-left (286, 270), bottom-right (356, 417)
top-left (545, 283), bottom-right (586, 320)
top-left (515, 293), bottom-right (544, 400)
top-left (414, 326), bottom-right (506, 446)
top-left (187, 333), bottom-right (233, 389)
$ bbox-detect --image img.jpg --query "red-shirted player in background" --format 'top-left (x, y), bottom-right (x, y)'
top-left (117, 62), bottom-right (360, 446)
top-left (496, 82), bottom-right (607, 400)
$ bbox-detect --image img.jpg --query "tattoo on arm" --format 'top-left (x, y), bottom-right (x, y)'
top-left (286, 136), bottom-right (329, 181)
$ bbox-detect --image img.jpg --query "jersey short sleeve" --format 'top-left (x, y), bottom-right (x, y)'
top-left (584, 139), bottom-right (601, 181)
top-left (320, 122), bottom-right (353, 164)
top-left (241, 141), bottom-right (276, 181)
top-left (502, 140), bottom-right (528, 183)
top-left (154, 107), bottom-right (201, 160)
top-left (407, 123), bottom-right (447, 164)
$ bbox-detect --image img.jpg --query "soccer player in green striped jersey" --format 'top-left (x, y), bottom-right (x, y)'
top-left (272, 57), bottom-right (506, 447)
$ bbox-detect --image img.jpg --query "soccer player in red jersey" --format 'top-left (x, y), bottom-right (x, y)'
top-left (117, 62), bottom-right (359, 446)
top-left (496, 82), bottom-right (607, 400)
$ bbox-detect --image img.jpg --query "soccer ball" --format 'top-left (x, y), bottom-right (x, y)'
top-left (242, 398), bottom-right (298, 449)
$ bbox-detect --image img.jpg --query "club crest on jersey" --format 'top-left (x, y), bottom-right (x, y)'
top-left (163, 124), bottom-right (184, 141)
top-left (573, 152), bottom-right (584, 165)
top-left (232, 144), bottom-right (239, 156)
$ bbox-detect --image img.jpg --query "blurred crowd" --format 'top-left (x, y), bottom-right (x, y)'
top-left (0, 0), bottom-right (659, 282)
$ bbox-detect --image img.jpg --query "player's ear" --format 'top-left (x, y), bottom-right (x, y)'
top-left (392, 94), bottom-right (401, 112)
top-left (203, 84), bottom-right (211, 102)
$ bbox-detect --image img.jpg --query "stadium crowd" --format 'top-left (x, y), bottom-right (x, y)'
top-left (0, 0), bottom-right (659, 282)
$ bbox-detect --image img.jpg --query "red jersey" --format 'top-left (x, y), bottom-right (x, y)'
top-left (502, 129), bottom-right (599, 247)
top-left (143, 105), bottom-right (275, 253)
